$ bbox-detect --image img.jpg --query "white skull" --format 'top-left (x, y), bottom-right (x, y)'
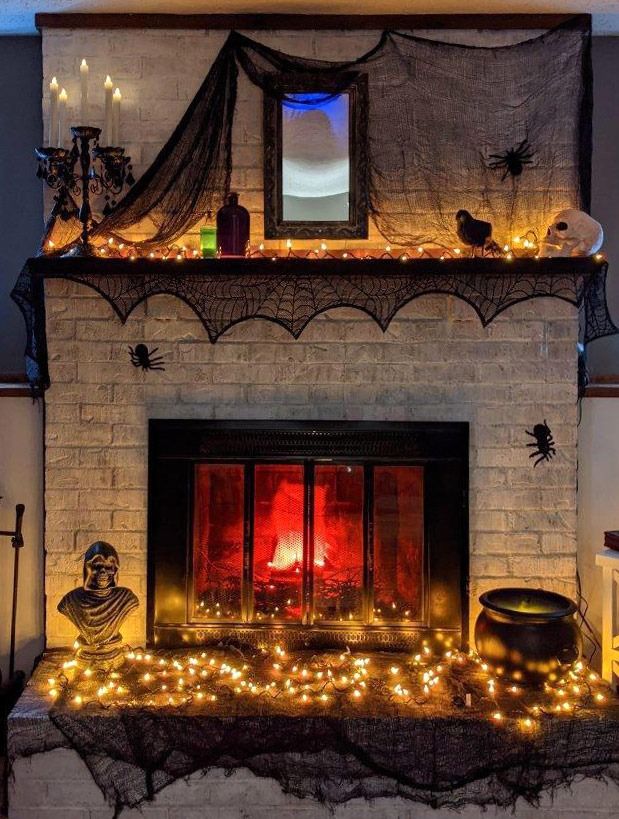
top-left (539, 209), bottom-right (604, 257)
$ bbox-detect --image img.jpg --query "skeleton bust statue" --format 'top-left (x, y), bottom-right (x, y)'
top-left (58, 541), bottom-right (138, 670)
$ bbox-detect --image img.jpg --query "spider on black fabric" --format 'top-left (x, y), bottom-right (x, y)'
top-left (128, 344), bottom-right (166, 371)
top-left (526, 420), bottom-right (556, 467)
top-left (488, 138), bottom-right (535, 181)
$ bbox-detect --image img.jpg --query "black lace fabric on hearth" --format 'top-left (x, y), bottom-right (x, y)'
top-left (87, 18), bottom-right (592, 250)
top-left (46, 709), bottom-right (619, 816)
top-left (9, 672), bottom-right (619, 818)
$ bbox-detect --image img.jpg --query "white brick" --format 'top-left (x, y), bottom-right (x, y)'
top-left (13, 746), bottom-right (619, 817)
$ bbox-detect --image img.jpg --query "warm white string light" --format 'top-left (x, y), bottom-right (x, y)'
top-left (46, 232), bottom-right (601, 264)
top-left (45, 642), bottom-right (611, 738)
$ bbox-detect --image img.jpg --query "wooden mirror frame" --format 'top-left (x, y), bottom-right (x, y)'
top-left (263, 73), bottom-right (369, 240)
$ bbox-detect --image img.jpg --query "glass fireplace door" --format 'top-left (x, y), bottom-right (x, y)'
top-left (192, 464), bottom-right (245, 620)
top-left (253, 464), bottom-right (305, 622)
top-left (192, 462), bottom-right (424, 627)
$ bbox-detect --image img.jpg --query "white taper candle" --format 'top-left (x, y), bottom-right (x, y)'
top-left (49, 76), bottom-right (59, 146)
top-left (104, 75), bottom-right (113, 144)
top-left (112, 87), bottom-right (121, 146)
top-left (80, 59), bottom-right (89, 123)
top-left (58, 88), bottom-right (68, 148)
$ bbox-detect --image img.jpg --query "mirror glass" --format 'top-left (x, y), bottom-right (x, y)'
top-left (281, 92), bottom-right (350, 222)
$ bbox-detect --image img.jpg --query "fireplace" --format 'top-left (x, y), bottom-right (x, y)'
top-left (148, 420), bottom-right (468, 650)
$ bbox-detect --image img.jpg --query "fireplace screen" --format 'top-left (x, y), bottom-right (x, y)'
top-left (149, 421), bottom-right (467, 649)
top-left (192, 462), bottom-right (423, 627)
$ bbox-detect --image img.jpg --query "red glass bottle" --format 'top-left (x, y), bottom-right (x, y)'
top-left (216, 192), bottom-right (250, 256)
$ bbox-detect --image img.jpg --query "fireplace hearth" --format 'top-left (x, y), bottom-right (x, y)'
top-left (148, 420), bottom-right (468, 650)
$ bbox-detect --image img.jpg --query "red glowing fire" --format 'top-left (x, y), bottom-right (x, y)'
top-left (267, 479), bottom-right (329, 571)
top-left (193, 461), bottom-right (423, 623)
top-left (269, 531), bottom-right (328, 570)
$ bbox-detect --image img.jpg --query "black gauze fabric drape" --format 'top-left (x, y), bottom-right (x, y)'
top-left (91, 19), bottom-right (592, 250)
top-left (90, 43), bottom-right (239, 248)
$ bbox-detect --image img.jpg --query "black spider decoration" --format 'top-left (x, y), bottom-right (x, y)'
top-left (526, 420), bottom-right (556, 466)
top-left (488, 138), bottom-right (535, 181)
top-left (129, 344), bottom-right (165, 371)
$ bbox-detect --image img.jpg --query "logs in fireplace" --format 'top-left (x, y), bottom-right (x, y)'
top-left (148, 421), bottom-right (468, 650)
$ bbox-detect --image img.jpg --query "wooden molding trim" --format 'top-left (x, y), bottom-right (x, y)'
top-left (0, 387), bottom-right (33, 398)
top-left (35, 13), bottom-right (589, 32)
top-left (584, 386), bottom-right (619, 398)
top-left (589, 374), bottom-right (619, 384)
top-left (0, 373), bottom-right (35, 398)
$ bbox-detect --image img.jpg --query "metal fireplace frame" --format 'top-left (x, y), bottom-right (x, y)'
top-left (148, 420), bottom-right (469, 651)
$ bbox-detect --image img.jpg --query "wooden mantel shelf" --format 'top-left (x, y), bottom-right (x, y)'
top-left (21, 252), bottom-right (606, 278)
top-left (35, 12), bottom-right (588, 32)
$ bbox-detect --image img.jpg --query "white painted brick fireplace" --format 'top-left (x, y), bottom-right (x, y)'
top-left (39, 25), bottom-right (580, 651)
top-left (43, 284), bottom-right (579, 649)
top-left (10, 22), bottom-right (600, 819)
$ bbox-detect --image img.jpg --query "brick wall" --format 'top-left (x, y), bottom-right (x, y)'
top-left (11, 748), bottom-right (619, 818)
top-left (43, 280), bottom-right (579, 647)
top-left (42, 28), bottom-right (391, 249)
top-left (41, 28), bottom-right (579, 648)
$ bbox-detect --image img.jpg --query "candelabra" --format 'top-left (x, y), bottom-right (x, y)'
top-left (35, 126), bottom-right (134, 256)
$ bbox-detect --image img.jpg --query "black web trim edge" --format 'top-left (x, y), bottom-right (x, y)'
top-left (10, 257), bottom-right (617, 391)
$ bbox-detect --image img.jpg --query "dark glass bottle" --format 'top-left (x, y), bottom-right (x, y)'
top-left (216, 192), bottom-right (250, 256)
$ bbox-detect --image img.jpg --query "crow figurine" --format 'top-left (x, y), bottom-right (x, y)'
top-left (456, 210), bottom-right (493, 256)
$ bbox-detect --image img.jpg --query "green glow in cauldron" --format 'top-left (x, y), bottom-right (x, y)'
top-left (474, 588), bottom-right (582, 685)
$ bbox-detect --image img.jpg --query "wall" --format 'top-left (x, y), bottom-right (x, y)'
top-left (10, 747), bottom-right (619, 819)
top-left (0, 36), bottom-right (42, 373)
top-left (577, 396), bottom-right (619, 654)
top-left (40, 28), bottom-right (390, 250)
top-left (36, 27), bottom-right (581, 649)
top-left (37, 29), bottom-right (616, 252)
top-left (2, 24), bottom-right (617, 659)
top-left (0, 397), bottom-right (44, 680)
top-left (590, 37), bottom-right (619, 375)
top-left (0, 32), bottom-right (617, 376)
top-left (41, 281), bottom-right (578, 647)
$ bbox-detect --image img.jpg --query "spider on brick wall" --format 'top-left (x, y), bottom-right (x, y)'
top-left (526, 420), bottom-right (556, 467)
top-left (128, 344), bottom-right (166, 372)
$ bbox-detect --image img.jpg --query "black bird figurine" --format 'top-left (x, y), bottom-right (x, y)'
top-left (456, 210), bottom-right (493, 256)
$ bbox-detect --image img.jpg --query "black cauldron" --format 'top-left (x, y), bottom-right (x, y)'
top-left (474, 588), bottom-right (582, 685)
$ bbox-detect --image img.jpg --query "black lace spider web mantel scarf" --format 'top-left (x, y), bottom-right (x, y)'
top-left (83, 18), bottom-right (592, 251)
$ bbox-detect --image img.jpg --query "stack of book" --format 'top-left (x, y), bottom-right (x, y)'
top-left (604, 531), bottom-right (619, 552)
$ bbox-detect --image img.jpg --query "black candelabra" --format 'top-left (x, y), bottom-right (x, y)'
top-left (36, 126), bottom-right (134, 256)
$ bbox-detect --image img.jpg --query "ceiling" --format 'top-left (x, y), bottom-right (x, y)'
top-left (3, 0), bottom-right (619, 35)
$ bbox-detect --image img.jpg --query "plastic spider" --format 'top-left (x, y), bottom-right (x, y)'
top-left (128, 344), bottom-right (165, 371)
top-left (488, 138), bottom-right (534, 181)
top-left (526, 420), bottom-right (556, 467)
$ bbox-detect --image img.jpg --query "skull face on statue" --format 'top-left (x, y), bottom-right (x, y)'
top-left (539, 209), bottom-right (604, 257)
top-left (84, 542), bottom-right (119, 591)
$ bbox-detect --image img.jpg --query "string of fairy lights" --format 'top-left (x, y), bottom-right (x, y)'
top-left (44, 233), bottom-right (606, 263)
top-left (40, 231), bottom-right (610, 728)
top-left (45, 642), bottom-right (610, 735)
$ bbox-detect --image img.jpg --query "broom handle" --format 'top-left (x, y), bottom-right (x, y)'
top-left (8, 504), bottom-right (25, 679)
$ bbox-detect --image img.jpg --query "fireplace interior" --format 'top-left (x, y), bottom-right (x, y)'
top-left (148, 420), bottom-right (469, 650)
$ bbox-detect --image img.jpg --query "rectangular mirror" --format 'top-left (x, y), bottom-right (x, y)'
top-left (264, 74), bottom-right (368, 239)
